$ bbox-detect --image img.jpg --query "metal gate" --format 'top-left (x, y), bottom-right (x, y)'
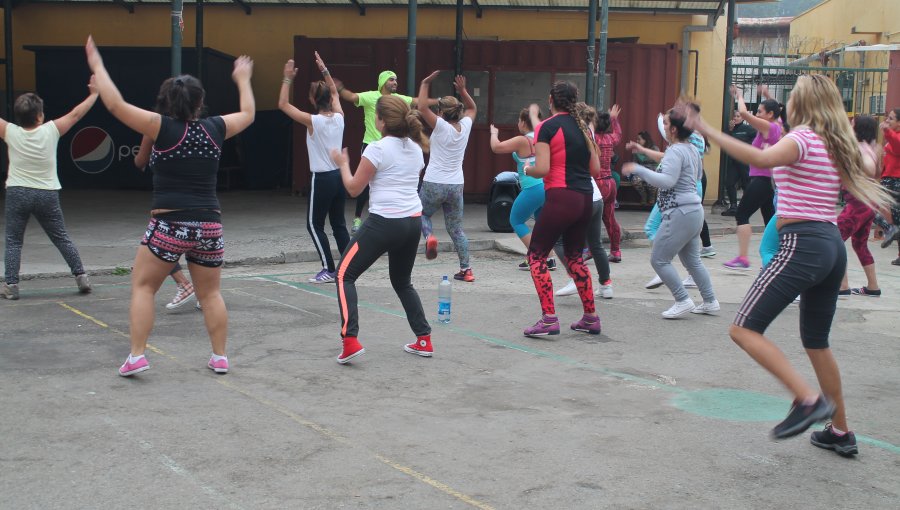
top-left (731, 52), bottom-right (889, 116)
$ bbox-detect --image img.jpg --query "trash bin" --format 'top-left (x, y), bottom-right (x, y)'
top-left (487, 171), bottom-right (520, 233)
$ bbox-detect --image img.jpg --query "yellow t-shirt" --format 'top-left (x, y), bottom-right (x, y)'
top-left (4, 121), bottom-right (62, 190)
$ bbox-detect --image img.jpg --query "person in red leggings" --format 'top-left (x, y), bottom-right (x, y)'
top-left (595, 105), bottom-right (624, 262)
top-left (521, 81), bottom-right (601, 337)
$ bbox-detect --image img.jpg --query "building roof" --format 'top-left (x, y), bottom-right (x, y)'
top-left (737, 16), bottom-right (792, 28)
top-left (19, 0), bottom-right (753, 18)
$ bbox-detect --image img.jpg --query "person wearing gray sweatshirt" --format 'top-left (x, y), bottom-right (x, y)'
top-left (622, 108), bottom-right (719, 318)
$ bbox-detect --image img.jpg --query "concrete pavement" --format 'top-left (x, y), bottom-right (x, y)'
top-left (2, 190), bottom-right (771, 279)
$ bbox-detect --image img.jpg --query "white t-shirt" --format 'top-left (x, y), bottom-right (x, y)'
top-left (4, 122), bottom-right (62, 190)
top-left (362, 137), bottom-right (424, 218)
top-left (306, 113), bottom-right (344, 173)
top-left (423, 116), bottom-right (472, 185)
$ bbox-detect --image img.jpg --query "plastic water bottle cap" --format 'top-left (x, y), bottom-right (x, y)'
top-left (443, 275), bottom-right (448, 281)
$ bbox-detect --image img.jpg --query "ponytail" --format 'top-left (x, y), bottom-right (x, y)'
top-left (406, 109), bottom-right (430, 153)
top-left (376, 95), bottom-right (430, 153)
top-left (158, 75), bottom-right (205, 121)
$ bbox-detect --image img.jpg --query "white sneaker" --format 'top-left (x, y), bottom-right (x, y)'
top-left (166, 284), bottom-right (196, 310)
top-left (556, 279), bottom-right (577, 296)
top-left (597, 282), bottom-right (613, 299)
top-left (662, 298), bottom-right (696, 319)
top-left (645, 275), bottom-right (664, 289)
top-left (691, 299), bottom-right (720, 315)
top-left (683, 275), bottom-right (697, 288)
top-left (700, 246), bottom-right (717, 258)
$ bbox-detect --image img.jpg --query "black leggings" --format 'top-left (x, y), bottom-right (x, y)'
top-left (735, 176), bottom-right (775, 226)
top-left (336, 214), bottom-right (430, 339)
top-left (700, 172), bottom-right (711, 248)
top-left (734, 221), bottom-right (845, 349)
top-left (354, 143), bottom-right (370, 218)
top-left (724, 159), bottom-right (750, 206)
top-left (309, 169), bottom-right (350, 272)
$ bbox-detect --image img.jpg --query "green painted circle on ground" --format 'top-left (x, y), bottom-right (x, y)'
top-left (671, 389), bottom-right (789, 422)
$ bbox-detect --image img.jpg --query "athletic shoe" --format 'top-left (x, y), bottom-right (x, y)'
top-left (810, 423), bottom-right (858, 457)
top-left (570, 314), bottom-right (601, 335)
top-left (771, 395), bottom-right (835, 439)
top-left (337, 337), bottom-right (365, 364)
top-left (454, 268), bottom-right (475, 282)
top-left (837, 288), bottom-right (851, 299)
top-left (351, 217), bottom-right (362, 234)
top-left (118, 356), bottom-right (149, 377)
top-left (556, 279), bottom-right (577, 296)
top-left (614, 200), bottom-right (620, 209)
top-left (166, 284), bottom-right (196, 310)
top-left (683, 275), bottom-right (697, 288)
top-left (700, 246), bottom-right (717, 258)
top-left (425, 235), bottom-right (438, 260)
top-left (645, 275), bottom-right (663, 289)
top-left (691, 299), bottom-right (721, 315)
top-left (880, 224), bottom-right (900, 248)
top-left (523, 315), bottom-right (560, 337)
top-left (598, 280), bottom-right (613, 299)
top-left (721, 205), bottom-right (737, 216)
top-left (518, 260), bottom-right (530, 271)
top-left (1, 283), bottom-right (19, 300)
top-left (608, 250), bottom-right (622, 263)
top-left (404, 335), bottom-right (433, 357)
top-left (851, 286), bottom-right (881, 297)
top-left (723, 256), bottom-right (751, 271)
top-left (308, 269), bottom-right (335, 284)
top-left (76, 274), bottom-right (92, 294)
top-left (893, 257), bottom-right (900, 266)
top-left (547, 258), bottom-right (558, 271)
top-left (208, 356), bottom-right (229, 374)
top-left (662, 298), bottom-right (696, 319)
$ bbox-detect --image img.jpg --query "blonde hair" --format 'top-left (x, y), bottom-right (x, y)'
top-left (575, 102), bottom-right (597, 131)
top-left (376, 95), bottom-right (430, 153)
top-left (437, 96), bottom-right (464, 122)
top-left (788, 75), bottom-right (891, 210)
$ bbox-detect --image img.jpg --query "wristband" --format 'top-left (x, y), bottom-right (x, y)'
top-left (282, 78), bottom-right (292, 85)
top-left (321, 68), bottom-right (330, 75)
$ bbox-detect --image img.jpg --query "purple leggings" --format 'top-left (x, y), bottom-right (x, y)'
top-left (526, 188), bottom-right (595, 316)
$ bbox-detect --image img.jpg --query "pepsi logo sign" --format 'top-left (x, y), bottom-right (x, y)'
top-left (70, 126), bottom-right (115, 174)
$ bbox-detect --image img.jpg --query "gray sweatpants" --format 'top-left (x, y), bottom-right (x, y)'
top-left (5, 186), bottom-right (85, 284)
top-left (650, 206), bottom-right (715, 302)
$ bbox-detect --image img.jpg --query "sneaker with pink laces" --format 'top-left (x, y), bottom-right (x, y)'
top-left (523, 315), bottom-right (560, 337)
top-left (118, 355), bottom-right (149, 377)
top-left (404, 335), bottom-right (433, 357)
top-left (570, 314), bottom-right (601, 335)
top-left (337, 336), bottom-right (365, 364)
top-left (723, 256), bottom-right (751, 271)
top-left (166, 283), bottom-right (196, 310)
top-left (207, 356), bottom-right (229, 374)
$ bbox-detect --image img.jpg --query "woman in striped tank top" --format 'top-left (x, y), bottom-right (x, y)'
top-left (685, 75), bottom-right (892, 457)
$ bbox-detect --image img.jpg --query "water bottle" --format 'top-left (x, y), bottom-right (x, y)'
top-left (437, 276), bottom-right (452, 324)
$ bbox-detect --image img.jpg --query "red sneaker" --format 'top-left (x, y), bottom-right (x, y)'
top-left (337, 336), bottom-right (365, 364)
top-left (404, 335), bottom-right (433, 357)
top-left (453, 268), bottom-right (475, 282)
top-left (425, 235), bottom-right (438, 260)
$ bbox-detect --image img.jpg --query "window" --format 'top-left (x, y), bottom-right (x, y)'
top-left (492, 71), bottom-right (552, 125)
top-left (428, 70), bottom-right (489, 125)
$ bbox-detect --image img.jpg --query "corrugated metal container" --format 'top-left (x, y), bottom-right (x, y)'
top-left (291, 37), bottom-right (678, 200)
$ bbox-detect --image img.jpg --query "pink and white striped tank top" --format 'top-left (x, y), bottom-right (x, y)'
top-left (773, 128), bottom-right (841, 224)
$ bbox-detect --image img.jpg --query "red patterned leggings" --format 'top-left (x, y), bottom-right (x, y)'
top-left (526, 188), bottom-right (595, 316)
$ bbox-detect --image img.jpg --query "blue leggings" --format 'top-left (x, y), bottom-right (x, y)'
top-left (510, 183), bottom-right (545, 238)
top-left (759, 216), bottom-right (780, 268)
